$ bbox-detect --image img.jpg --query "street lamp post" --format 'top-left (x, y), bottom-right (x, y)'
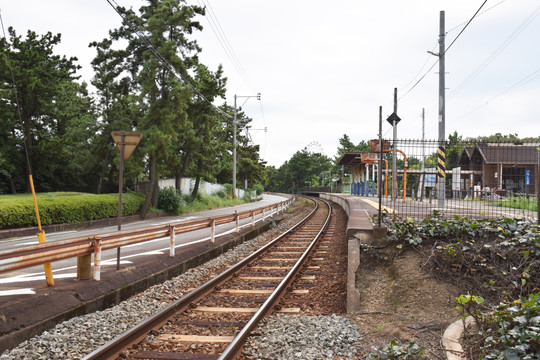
top-left (233, 93), bottom-right (260, 198)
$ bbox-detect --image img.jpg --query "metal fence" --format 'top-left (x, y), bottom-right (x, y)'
top-left (351, 139), bottom-right (539, 221)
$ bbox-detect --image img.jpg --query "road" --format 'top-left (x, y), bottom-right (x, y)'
top-left (0, 193), bottom-right (289, 297)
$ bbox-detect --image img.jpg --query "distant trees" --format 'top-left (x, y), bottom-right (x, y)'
top-left (264, 147), bottom-right (333, 193)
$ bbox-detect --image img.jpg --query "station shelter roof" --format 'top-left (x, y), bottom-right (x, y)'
top-left (337, 152), bottom-right (364, 167)
top-left (337, 152), bottom-right (380, 167)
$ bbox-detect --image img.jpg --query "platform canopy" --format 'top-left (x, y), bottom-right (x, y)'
top-left (337, 152), bottom-right (379, 167)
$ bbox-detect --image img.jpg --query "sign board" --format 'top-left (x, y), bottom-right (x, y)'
top-left (452, 167), bottom-right (461, 191)
top-left (361, 153), bottom-right (378, 164)
top-left (386, 112), bottom-right (401, 126)
top-left (369, 139), bottom-right (390, 153)
top-left (423, 168), bottom-right (436, 186)
top-left (111, 131), bottom-right (143, 160)
top-left (525, 169), bottom-right (531, 186)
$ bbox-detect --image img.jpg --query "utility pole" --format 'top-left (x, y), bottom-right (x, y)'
top-left (233, 93), bottom-right (260, 198)
top-left (378, 106), bottom-right (383, 227)
top-left (392, 88), bottom-right (398, 210)
top-left (437, 10), bottom-right (446, 208)
top-left (233, 95), bottom-right (238, 198)
top-left (422, 108), bottom-right (425, 171)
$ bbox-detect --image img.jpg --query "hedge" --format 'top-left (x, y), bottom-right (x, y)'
top-left (0, 192), bottom-right (146, 229)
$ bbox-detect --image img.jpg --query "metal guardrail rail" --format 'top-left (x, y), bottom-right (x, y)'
top-left (0, 198), bottom-right (294, 282)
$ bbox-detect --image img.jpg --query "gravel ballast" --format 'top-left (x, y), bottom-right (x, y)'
top-left (1, 210), bottom-right (363, 360)
top-left (242, 314), bottom-right (361, 360)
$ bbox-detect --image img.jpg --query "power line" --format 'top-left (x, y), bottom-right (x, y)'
top-left (450, 3), bottom-right (540, 97)
top-left (446, 0), bottom-right (487, 53)
top-left (446, 0), bottom-right (508, 33)
top-left (105, 0), bottom-right (232, 119)
top-left (399, 1), bottom-right (488, 100)
top-left (198, 0), bottom-right (256, 92)
top-left (398, 42), bottom-right (438, 92)
top-left (457, 66), bottom-right (540, 120)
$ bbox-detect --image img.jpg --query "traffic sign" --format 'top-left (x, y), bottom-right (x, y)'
top-left (386, 112), bottom-right (401, 126)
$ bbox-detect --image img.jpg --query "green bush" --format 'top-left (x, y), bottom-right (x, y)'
top-left (0, 192), bottom-right (145, 229)
top-left (253, 183), bottom-right (264, 196)
top-left (458, 292), bottom-right (540, 359)
top-left (157, 186), bottom-right (184, 215)
top-left (366, 340), bottom-right (429, 359)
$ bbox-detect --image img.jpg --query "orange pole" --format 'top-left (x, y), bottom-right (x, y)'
top-left (29, 175), bottom-right (54, 287)
top-left (383, 149), bottom-right (407, 202)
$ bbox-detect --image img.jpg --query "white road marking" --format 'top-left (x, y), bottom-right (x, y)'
top-left (0, 288), bottom-right (36, 296)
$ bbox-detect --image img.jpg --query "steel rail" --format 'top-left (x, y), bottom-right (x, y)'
top-left (82, 198), bottom-right (319, 360)
top-left (0, 198), bottom-right (293, 275)
top-left (219, 199), bottom-right (332, 359)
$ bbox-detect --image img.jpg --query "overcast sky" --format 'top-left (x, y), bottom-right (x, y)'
top-left (2, 0), bottom-right (539, 167)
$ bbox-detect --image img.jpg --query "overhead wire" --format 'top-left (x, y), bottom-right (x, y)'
top-left (446, 0), bottom-right (507, 33)
top-left (197, 0), bottom-right (256, 92)
top-left (192, 0), bottom-right (268, 158)
top-left (106, 0), bottom-right (232, 119)
top-left (399, 0), bottom-right (488, 100)
top-left (449, 3), bottom-right (540, 98)
top-left (457, 66), bottom-right (540, 120)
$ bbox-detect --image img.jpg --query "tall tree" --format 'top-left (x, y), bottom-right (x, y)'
top-left (168, 63), bottom-right (227, 196)
top-left (0, 27), bottom-right (92, 193)
top-left (95, 0), bottom-right (205, 217)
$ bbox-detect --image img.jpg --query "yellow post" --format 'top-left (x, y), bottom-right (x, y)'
top-left (29, 175), bottom-right (54, 287)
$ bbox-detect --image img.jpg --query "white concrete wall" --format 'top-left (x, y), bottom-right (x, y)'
top-left (158, 178), bottom-right (253, 199)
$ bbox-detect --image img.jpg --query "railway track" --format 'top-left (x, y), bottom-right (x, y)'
top-left (83, 198), bottom-right (332, 360)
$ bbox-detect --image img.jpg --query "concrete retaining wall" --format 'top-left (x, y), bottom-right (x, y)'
top-left (320, 193), bottom-right (376, 313)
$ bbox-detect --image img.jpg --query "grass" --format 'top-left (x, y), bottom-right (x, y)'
top-left (181, 194), bottom-right (247, 214)
top-left (495, 195), bottom-right (538, 212)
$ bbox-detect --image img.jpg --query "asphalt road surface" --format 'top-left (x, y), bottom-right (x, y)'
top-left (0, 193), bottom-right (289, 297)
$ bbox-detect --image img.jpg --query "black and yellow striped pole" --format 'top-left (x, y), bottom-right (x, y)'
top-left (437, 145), bottom-right (446, 178)
top-left (437, 145), bottom-right (446, 207)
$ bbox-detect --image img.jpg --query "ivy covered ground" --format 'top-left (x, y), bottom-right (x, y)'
top-left (360, 211), bottom-right (539, 359)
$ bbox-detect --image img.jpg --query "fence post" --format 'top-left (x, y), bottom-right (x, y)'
top-left (537, 148), bottom-right (539, 225)
top-left (262, 208), bottom-right (266, 221)
top-left (211, 219), bottom-right (216, 243)
top-left (93, 236), bottom-right (102, 281)
top-left (169, 224), bottom-right (175, 257)
top-left (251, 211), bottom-right (254, 226)
top-left (77, 252), bottom-right (92, 281)
top-left (235, 211), bottom-right (239, 233)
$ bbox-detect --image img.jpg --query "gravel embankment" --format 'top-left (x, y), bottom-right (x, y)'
top-left (1, 213), bottom-right (362, 360)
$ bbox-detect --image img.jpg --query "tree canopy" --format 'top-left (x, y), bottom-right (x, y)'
top-left (0, 1), bottom-right (266, 209)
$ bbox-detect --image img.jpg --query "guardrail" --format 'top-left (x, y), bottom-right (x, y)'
top-left (0, 198), bottom-right (294, 284)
